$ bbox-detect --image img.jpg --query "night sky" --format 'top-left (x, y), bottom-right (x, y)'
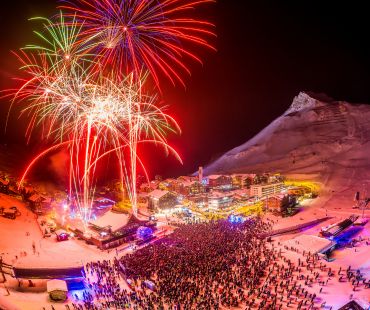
top-left (1, 1), bottom-right (370, 179)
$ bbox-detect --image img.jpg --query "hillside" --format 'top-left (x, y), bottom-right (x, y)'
top-left (204, 92), bottom-right (370, 207)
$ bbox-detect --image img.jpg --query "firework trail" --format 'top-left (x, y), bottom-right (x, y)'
top-left (60, 0), bottom-right (216, 87)
top-left (9, 14), bottom-right (180, 219)
top-left (7, 0), bottom-right (215, 222)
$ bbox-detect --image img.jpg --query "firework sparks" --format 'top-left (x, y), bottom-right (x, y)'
top-left (11, 41), bottom-right (180, 219)
top-left (6, 0), bottom-right (215, 223)
top-left (60, 0), bottom-right (216, 87)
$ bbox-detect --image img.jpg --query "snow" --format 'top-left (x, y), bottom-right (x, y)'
top-left (281, 234), bottom-right (334, 254)
top-left (208, 190), bottom-right (233, 199)
top-left (207, 174), bottom-right (223, 180)
top-left (89, 210), bottom-right (130, 232)
top-left (1, 92), bottom-right (370, 309)
top-left (284, 91), bottom-right (331, 115)
top-left (148, 189), bottom-right (169, 199)
top-left (271, 236), bottom-right (370, 309)
top-left (204, 92), bottom-right (370, 183)
top-left (0, 194), bottom-right (120, 269)
top-left (54, 229), bottom-right (68, 236)
top-left (203, 92), bottom-right (370, 301)
top-left (46, 280), bottom-right (67, 293)
top-left (0, 296), bottom-right (21, 310)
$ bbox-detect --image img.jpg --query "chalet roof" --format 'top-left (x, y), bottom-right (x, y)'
top-left (149, 189), bottom-right (170, 200)
top-left (207, 174), bottom-right (223, 180)
top-left (47, 279), bottom-right (68, 293)
top-left (261, 194), bottom-right (286, 201)
top-left (208, 191), bottom-right (233, 199)
top-left (178, 180), bottom-right (198, 187)
top-left (8, 185), bottom-right (20, 193)
top-left (28, 194), bottom-right (45, 203)
top-left (89, 211), bottom-right (130, 232)
top-left (231, 173), bottom-right (256, 178)
top-left (177, 175), bottom-right (197, 183)
top-left (163, 178), bottom-right (177, 183)
top-left (0, 178), bottom-right (9, 186)
top-left (231, 189), bottom-right (250, 198)
top-left (89, 211), bottom-right (147, 233)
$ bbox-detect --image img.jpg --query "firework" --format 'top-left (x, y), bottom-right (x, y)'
top-left (24, 12), bottom-right (95, 66)
top-left (8, 0), bottom-right (215, 222)
top-left (12, 43), bottom-right (180, 219)
top-left (60, 0), bottom-right (216, 87)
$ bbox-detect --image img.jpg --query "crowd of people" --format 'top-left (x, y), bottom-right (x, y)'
top-left (43, 217), bottom-right (368, 310)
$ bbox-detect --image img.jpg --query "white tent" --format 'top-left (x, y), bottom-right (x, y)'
top-left (47, 279), bottom-right (68, 293)
top-left (89, 211), bottom-right (130, 232)
top-left (282, 234), bottom-right (334, 254)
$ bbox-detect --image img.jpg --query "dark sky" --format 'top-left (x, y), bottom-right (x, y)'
top-left (1, 1), bottom-right (370, 179)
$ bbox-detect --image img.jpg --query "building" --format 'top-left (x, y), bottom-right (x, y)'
top-left (137, 192), bottom-right (149, 203)
top-left (139, 180), bottom-right (160, 193)
top-left (148, 189), bottom-right (178, 210)
top-left (250, 182), bottom-right (284, 198)
top-left (8, 184), bottom-right (21, 196)
top-left (268, 174), bottom-right (284, 184)
top-left (208, 191), bottom-right (234, 209)
top-left (207, 175), bottom-right (233, 189)
top-left (187, 194), bottom-right (208, 206)
top-left (88, 212), bottom-right (155, 249)
top-left (231, 188), bottom-right (250, 202)
top-left (288, 185), bottom-right (317, 198)
top-left (231, 174), bottom-right (256, 189)
top-left (0, 178), bottom-right (9, 194)
top-left (263, 194), bottom-right (286, 213)
top-left (89, 211), bottom-right (131, 233)
top-left (159, 179), bottom-right (177, 191)
top-left (20, 185), bottom-right (35, 201)
top-left (27, 194), bottom-right (52, 212)
top-left (178, 180), bottom-right (204, 196)
top-left (198, 166), bottom-right (203, 183)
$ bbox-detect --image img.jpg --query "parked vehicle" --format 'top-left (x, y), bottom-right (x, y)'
top-left (55, 229), bottom-right (69, 242)
top-left (2, 208), bottom-right (17, 219)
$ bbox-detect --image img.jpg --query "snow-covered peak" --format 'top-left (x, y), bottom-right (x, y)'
top-left (284, 91), bottom-right (333, 115)
top-left (203, 91), bottom-right (370, 178)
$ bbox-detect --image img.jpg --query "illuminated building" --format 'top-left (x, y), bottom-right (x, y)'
top-left (263, 194), bottom-right (285, 213)
top-left (148, 189), bottom-right (178, 210)
top-left (87, 212), bottom-right (155, 249)
top-left (231, 174), bottom-right (256, 188)
top-left (208, 191), bottom-right (234, 209)
top-left (27, 194), bottom-right (52, 213)
top-left (206, 175), bottom-right (233, 189)
top-left (250, 182), bottom-right (284, 198)
top-left (198, 166), bottom-right (203, 183)
top-left (160, 177), bottom-right (205, 196)
top-left (230, 188), bottom-right (250, 202)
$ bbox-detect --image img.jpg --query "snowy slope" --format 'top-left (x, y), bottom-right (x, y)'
top-left (204, 92), bottom-right (370, 203)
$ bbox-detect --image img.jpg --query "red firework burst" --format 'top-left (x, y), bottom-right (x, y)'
top-left (60, 0), bottom-right (216, 87)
